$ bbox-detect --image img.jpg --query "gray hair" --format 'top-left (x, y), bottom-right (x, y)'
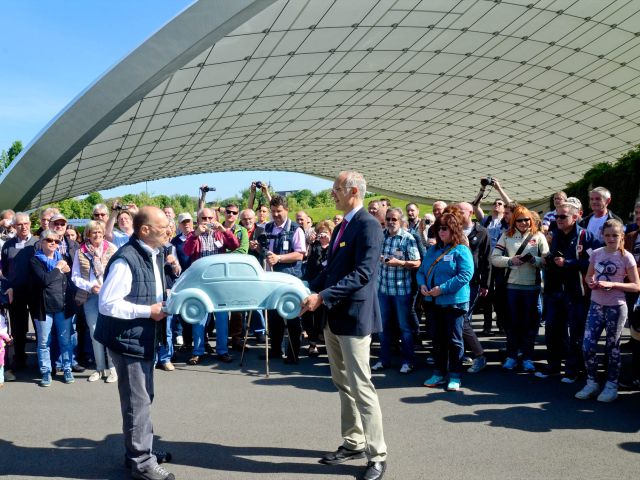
top-left (590, 186), bottom-right (611, 201)
top-left (340, 171), bottom-right (367, 200)
top-left (93, 203), bottom-right (109, 214)
top-left (387, 207), bottom-right (404, 219)
top-left (565, 197), bottom-right (583, 211)
top-left (14, 212), bottom-right (30, 224)
top-left (559, 202), bottom-right (579, 215)
top-left (84, 220), bottom-right (105, 234)
top-left (40, 229), bottom-right (59, 241)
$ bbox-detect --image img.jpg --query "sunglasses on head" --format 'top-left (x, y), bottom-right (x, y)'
top-left (45, 238), bottom-right (61, 244)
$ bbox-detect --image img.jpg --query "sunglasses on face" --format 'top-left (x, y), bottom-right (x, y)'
top-left (45, 238), bottom-right (61, 244)
top-left (201, 216), bottom-right (214, 220)
top-left (93, 213), bottom-right (107, 217)
top-left (386, 217), bottom-right (399, 222)
top-left (225, 209), bottom-right (238, 215)
top-left (515, 218), bottom-right (531, 223)
top-left (555, 214), bottom-right (570, 220)
top-left (438, 226), bottom-right (449, 231)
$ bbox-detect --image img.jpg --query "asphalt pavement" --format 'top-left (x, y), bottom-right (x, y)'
top-left (1, 321), bottom-right (639, 480)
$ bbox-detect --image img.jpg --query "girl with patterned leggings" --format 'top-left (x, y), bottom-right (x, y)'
top-left (575, 220), bottom-right (640, 402)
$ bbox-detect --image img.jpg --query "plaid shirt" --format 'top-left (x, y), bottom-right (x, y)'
top-left (377, 228), bottom-right (420, 296)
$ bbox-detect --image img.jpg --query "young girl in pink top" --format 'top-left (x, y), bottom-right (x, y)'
top-left (0, 308), bottom-right (12, 388)
top-left (576, 219), bottom-right (640, 402)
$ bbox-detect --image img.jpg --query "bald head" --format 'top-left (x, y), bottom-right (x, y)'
top-left (455, 202), bottom-right (474, 227)
top-left (134, 206), bottom-right (171, 248)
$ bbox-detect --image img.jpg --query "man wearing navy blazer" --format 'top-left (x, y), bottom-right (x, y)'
top-left (302, 171), bottom-right (387, 480)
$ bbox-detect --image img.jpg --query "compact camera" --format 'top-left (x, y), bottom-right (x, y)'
top-left (200, 186), bottom-right (216, 193)
top-left (255, 181), bottom-right (263, 189)
top-left (480, 176), bottom-right (496, 187)
top-left (115, 204), bottom-right (129, 211)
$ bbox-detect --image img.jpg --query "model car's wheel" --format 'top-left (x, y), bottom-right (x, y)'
top-left (180, 298), bottom-right (208, 324)
top-left (276, 293), bottom-right (302, 319)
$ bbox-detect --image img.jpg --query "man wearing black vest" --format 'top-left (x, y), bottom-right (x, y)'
top-left (261, 195), bottom-right (306, 363)
top-left (95, 206), bottom-right (174, 480)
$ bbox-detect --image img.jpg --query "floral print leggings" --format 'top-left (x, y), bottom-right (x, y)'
top-left (583, 301), bottom-right (628, 384)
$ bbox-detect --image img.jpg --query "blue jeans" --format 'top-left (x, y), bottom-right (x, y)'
top-left (171, 314), bottom-right (183, 338)
top-left (157, 315), bottom-right (174, 364)
top-left (84, 294), bottom-right (114, 371)
top-left (192, 312), bottom-right (227, 355)
top-left (506, 287), bottom-right (540, 360)
top-left (432, 305), bottom-right (465, 377)
top-left (377, 292), bottom-right (414, 366)
top-left (51, 314), bottom-right (79, 369)
top-left (36, 312), bottom-right (73, 374)
top-left (249, 309), bottom-right (265, 334)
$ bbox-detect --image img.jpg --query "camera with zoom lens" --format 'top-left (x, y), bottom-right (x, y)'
top-left (480, 176), bottom-right (496, 187)
top-left (200, 185), bottom-right (216, 193)
top-left (256, 233), bottom-right (270, 250)
top-left (255, 181), bottom-right (263, 189)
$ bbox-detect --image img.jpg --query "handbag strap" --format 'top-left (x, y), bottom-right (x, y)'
top-left (425, 246), bottom-right (455, 289)
top-left (504, 233), bottom-right (533, 283)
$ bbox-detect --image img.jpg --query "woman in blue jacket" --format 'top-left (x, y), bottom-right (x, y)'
top-left (418, 210), bottom-right (474, 391)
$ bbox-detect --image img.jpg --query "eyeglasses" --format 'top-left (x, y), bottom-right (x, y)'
top-left (44, 238), bottom-right (61, 244)
top-left (515, 218), bottom-right (531, 223)
top-left (225, 209), bottom-right (238, 215)
top-left (555, 214), bottom-right (570, 220)
top-left (493, 202), bottom-right (504, 206)
top-left (93, 212), bottom-right (107, 217)
top-left (331, 186), bottom-right (349, 194)
top-left (53, 222), bottom-right (67, 227)
top-left (438, 226), bottom-right (449, 231)
top-left (385, 217), bottom-right (399, 222)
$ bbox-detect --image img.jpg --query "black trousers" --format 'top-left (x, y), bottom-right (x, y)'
top-left (267, 310), bottom-right (302, 359)
top-left (7, 293), bottom-right (38, 366)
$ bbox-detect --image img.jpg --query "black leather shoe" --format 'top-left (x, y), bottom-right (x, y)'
top-left (216, 353), bottom-right (233, 363)
top-left (360, 461), bottom-right (386, 480)
top-left (319, 446), bottom-right (366, 465)
top-left (72, 364), bottom-right (86, 373)
top-left (124, 450), bottom-right (172, 469)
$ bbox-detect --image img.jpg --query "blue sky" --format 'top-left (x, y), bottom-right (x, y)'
top-left (0, 0), bottom-right (332, 201)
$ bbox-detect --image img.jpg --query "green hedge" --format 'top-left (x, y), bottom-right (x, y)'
top-left (562, 145), bottom-right (640, 221)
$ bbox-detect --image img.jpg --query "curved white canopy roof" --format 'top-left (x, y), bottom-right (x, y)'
top-left (1, 0), bottom-right (639, 209)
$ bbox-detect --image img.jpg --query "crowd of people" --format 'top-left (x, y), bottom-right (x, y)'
top-left (1, 179), bottom-right (639, 405)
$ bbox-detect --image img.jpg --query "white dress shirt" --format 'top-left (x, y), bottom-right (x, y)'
top-left (98, 239), bottom-right (163, 320)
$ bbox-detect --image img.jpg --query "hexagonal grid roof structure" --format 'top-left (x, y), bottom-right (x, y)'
top-left (1, 0), bottom-right (639, 209)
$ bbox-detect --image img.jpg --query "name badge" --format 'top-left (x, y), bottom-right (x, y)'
top-left (339, 241), bottom-right (346, 248)
top-left (444, 254), bottom-right (453, 262)
top-left (282, 240), bottom-right (289, 251)
top-left (214, 240), bottom-right (223, 248)
top-left (321, 259), bottom-right (327, 267)
top-left (15, 242), bottom-right (25, 250)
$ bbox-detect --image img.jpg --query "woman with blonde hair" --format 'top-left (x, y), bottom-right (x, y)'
top-left (71, 220), bottom-right (118, 383)
top-left (491, 205), bottom-right (549, 373)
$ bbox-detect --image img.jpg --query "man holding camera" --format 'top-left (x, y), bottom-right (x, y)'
top-left (536, 202), bottom-right (601, 382)
top-left (260, 195), bottom-right (306, 363)
top-left (106, 201), bottom-right (138, 249)
top-left (248, 181), bottom-right (272, 226)
top-left (183, 207), bottom-right (239, 364)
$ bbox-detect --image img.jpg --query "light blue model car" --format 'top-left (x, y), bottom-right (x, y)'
top-left (165, 253), bottom-right (310, 324)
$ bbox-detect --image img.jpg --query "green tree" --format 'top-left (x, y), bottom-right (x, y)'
top-left (0, 140), bottom-right (23, 174)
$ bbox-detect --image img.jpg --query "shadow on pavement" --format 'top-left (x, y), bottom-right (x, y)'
top-left (0, 435), bottom-right (362, 478)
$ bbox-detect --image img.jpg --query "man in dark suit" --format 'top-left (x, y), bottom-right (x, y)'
top-left (301, 171), bottom-right (387, 480)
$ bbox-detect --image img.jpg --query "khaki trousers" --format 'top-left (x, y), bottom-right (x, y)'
top-left (324, 324), bottom-right (387, 462)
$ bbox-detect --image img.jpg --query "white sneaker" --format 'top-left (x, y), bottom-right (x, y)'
top-left (597, 381), bottom-right (618, 402)
top-left (575, 379), bottom-right (600, 400)
top-left (4, 370), bottom-right (16, 382)
top-left (503, 357), bottom-right (517, 370)
top-left (88, 371), bottom-right (102, 382)
top-left (399, 363), bottom-right (413, 374)
top-left (371, 361), bottom-right (386, 371)
top-left (176, 335), bottom-right (184, 346)
top-left (105, 367), bottom-right (118, 383)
